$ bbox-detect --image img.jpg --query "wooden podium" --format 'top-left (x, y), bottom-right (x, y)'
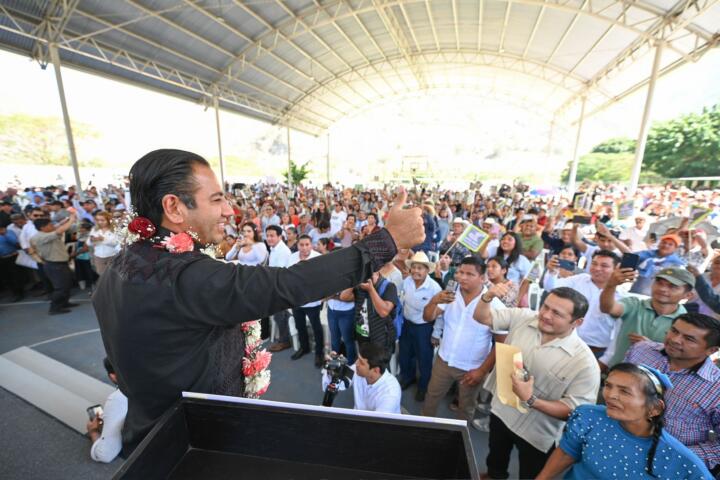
top-left (114, 392), bottom-right (479, 479)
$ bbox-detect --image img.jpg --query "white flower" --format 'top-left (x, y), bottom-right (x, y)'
top-left (245, 369), bottom-right (271, 395)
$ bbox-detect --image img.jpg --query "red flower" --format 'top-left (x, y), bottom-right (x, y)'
top-left (163, 232), bottom-right (194, 253)
top-left (128, 217), bottom-right (156, 239)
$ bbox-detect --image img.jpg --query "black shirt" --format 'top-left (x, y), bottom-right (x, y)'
top-left (92, 228), bottom-right (396, 452)
top-left (353, 279), bottom-right (399, 352)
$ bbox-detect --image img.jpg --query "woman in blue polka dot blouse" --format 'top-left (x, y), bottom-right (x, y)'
top-left (536, 363), bottom-right (712, 480)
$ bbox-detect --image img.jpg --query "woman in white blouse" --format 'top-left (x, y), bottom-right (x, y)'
top-left (225, 222), bottom-right (268, 266)
top-left (88, 211), bottom-right (120, 275)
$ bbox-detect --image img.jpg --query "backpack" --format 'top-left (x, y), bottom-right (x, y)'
top-left (377, 278), bottom-right (404, 340)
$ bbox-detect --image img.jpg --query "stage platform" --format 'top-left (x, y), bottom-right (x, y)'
top-left (0, 289), bottom-right (518, 479)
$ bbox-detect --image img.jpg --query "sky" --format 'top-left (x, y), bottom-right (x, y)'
top-left (1, 45), bottom-right (718, 186)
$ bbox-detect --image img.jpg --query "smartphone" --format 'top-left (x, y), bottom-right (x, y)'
top-left (620, 253), bottom-right (641, 271)
top-left (558, 259), bottom-right (576, 272)
top-left (86, 404), bottom-right (103, 420)
top-left (572, 215), bottom-right (592, 225)
top-left (445, 279), bottom-right (458, 292)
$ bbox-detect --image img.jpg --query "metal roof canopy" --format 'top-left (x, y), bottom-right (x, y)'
top-left (0, 0), bottom-right (718, 192)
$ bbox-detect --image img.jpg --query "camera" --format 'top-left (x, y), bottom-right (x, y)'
top-left (322, 352), bottom-right (354, 407)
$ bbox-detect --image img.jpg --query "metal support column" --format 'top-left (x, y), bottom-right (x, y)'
top-left (286, 126), bottom-right (292, 187)
top-left (49, 43), bottom-right (82, 195)
top-left (213, 95), bottom-right (226, 191)
top-left (567, 96), bottom-right (587, 198)
top-left (546, 116), bottom-right (556, 160)
top-left (629, 41), bottom-right (664, 196)
top-left (326, 131), bottom-right (331, 185)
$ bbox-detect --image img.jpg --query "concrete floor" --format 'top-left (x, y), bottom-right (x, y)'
top-left (0, 289), bottom-right (518, 479)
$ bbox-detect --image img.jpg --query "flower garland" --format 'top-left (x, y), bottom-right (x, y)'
top-left (114, 210), bottom-right (217, 258)
top-left (115, 212), bottom-right (270, 395)
top-left (241, 320), bottom-right (272, 398)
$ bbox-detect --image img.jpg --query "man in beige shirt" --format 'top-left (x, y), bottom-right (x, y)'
top-left (31, 214), bottom-right (77, 315)
top-left (474, 285), bottom-right (600, 480)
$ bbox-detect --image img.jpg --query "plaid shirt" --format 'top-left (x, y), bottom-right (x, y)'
top-left (625, 341), bottom-right (720, 470)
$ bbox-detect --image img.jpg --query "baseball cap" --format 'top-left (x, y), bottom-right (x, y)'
top-left (655, 267), bottom-right (695, 288)
top-left (660, 234), bottom-right (682, 246)
top-left (520, 215), bottom-right (535, 224)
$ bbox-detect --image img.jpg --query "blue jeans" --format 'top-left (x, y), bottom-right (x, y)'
top-left (328, 307), bottom-right (357, 364)
top-left (399, 321), bottom-right (434, 391)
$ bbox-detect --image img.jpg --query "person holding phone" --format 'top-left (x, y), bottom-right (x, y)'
top-left (421, 257), bottom-right (504, 420)
top-left (87, 358), bottom-right (127, 463)
top-left (599, 267), bottom-right (695, 369)
top-left (544, 250), bottom-right (622, 359)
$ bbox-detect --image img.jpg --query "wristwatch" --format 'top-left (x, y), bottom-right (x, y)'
top-left (481, 294), bottom-right (493, 303)
top-left (523, 393), bottom-right (538, 409)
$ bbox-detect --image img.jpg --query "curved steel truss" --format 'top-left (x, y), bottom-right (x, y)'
top-left (0, 0), bottom-right (717, 135)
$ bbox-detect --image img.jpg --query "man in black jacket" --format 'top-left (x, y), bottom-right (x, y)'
top-left (92, 149), bottom-right (424, 453)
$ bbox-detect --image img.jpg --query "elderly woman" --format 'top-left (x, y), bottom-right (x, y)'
top-left (537, 363), bottom-right (712, 480)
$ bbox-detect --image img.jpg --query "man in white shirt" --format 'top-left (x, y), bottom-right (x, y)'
top-left (421, 256), bottom-right (505, 420)
top-left (266, 225), bottom-right (293, 352)
top-left (329, 202), bottom-right (347, 236)
top-left (399, 252), bottom-right (442, 402)
top-left (619, 215), bottom-right (650, 252)
top-left (86, 358), bottom-right (127, 463)
top-left (543, 249), bottom-right (622, 358)
top-left (321, 342), bottom-right (401, 414)
top-left (289, 235), bottom-right (325, 367)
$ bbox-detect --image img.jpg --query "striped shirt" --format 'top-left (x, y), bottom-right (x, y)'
top-left (625, 341), bottom-right (720, 470)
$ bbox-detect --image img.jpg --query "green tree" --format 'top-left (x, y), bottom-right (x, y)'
top-left (591, 137), bottom-right (636, 154)
top-left (643, 105), bottom-right (720, 178)
top-left (0, 113), bottom-right (99, 166)
top-left (282, 160), bottom-right (311, 185)
top-left (560, 152), bottom-right (663, 184)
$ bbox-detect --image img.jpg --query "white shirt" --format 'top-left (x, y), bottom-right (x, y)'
top-left (226, 242), bottom-right (268, 266)
top-left (309, 228), bottom-right (333, 247)
top-left (322, 365), bottom-right (402, 414)
top-left (543, 272), bottom-right (624, 348)
top-left (485, 238), bottom-right (500, 258)
top-left (19, 221), bottom-right (38, 250)
top-left (437, 288), bottom-right (505, 371)
top-left (87, 228), bottom-right (120, 259)
top-left (289, 250), bottom-right (322, 307)
top-left (268, 240), bottom-right (292, 268)
top-left (580, 244), bottom-right (622, 272)
top-left (90, 388), bottom-right (127, 463)
top-left (619, 226), bottom-right (648, 252)
top-left (401, 275), bottom-right (442, 324)
top-left (330, 210), bottom-right (347, 235)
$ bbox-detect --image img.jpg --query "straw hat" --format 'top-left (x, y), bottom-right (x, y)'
top-left (405, 251), bottom-right (435, 271)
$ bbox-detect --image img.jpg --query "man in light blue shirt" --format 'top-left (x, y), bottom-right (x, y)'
top-left (399, 251), bottom-right (442, 402)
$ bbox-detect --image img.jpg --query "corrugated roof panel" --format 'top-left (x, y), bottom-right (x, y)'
top-left (501, 3), bottom-right (542, 55)
top-left (691, 3), bottom-right (720, 35)
top-left (334, 16), bottom-right (378, 62)
top-left (573, 27), bottom-right (638, 80)
top-left (480, 0), bottom-right (507, 51)
top-left (523, 8), bottom-right (573, 61)
top-left (550, 15), bottom-right (615, 72)
top-left (457, 0), bottom-right (481, 49)
top-left (311, 23), bottom-right (360, 67)
top-left (358, 10), bottom-right (399, 55)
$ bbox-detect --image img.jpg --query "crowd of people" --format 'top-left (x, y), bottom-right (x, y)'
top-left (1, 176), bottom-right (719, 478)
